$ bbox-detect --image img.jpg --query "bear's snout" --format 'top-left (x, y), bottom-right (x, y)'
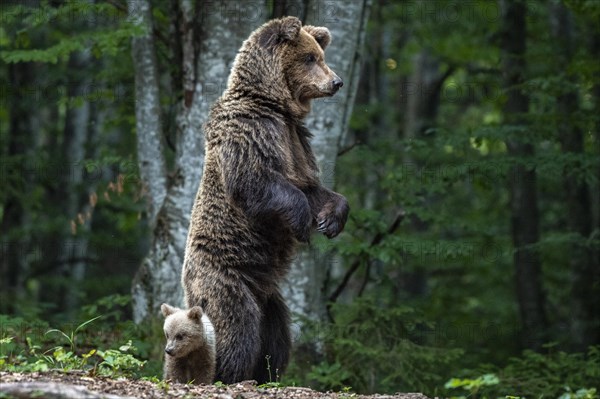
top-left (332, 76), bottom-right (343, 90)
top-left (165, 346), bottom-right (174, 356)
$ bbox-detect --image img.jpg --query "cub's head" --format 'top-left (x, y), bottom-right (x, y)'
top-left (231, 16), bottom-right (342, 117)
top-left (161, 303), bottom-right (214, 358)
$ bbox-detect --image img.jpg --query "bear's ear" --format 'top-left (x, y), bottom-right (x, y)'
top-left (161, 303), bottom-right (177, 317)
top-left (187, 306), bottom-right (203, 322)
top-left (259, 16), bottom-right (302, 49)
top-left (303, 26), bottom-right (331, 50)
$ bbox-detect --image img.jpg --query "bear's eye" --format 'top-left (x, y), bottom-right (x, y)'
top-left (305, 54), bottom-right (317, 64)
top-left (175, 333), bottom-right (184, 340)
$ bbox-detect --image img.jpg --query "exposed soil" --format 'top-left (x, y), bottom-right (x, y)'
top-left (0, 371), bottom-right (430, 399)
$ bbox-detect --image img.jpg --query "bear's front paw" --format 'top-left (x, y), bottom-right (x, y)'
top-left (289, 201), bottom-right (313, 243)
top-left (317, 195), bottom-right (349, 239)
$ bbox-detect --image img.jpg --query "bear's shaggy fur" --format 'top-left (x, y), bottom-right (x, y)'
top-left (182, 16), bottom-right (349, 384)
top-left (161, 303), bottom-right (216, 384)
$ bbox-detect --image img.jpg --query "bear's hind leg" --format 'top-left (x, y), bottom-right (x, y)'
top-left (211, 281), bottom-right (262, 384)
top-left (252, 290), bottom-right (291, 384)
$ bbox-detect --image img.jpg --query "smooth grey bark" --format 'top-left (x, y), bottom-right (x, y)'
top-left (128, 0), bottom-right (168, 228)
top-left (282, 0), bottom-right (371, 339)
top-left (129, 0), bottom-right (169, 322)
top-left (60, 50), bottom-right (92, 316)
top-left (131, 1), bottom-right (264, 322)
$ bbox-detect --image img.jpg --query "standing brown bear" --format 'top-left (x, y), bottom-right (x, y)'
top-left (182, 16), bottom-right (349, 384)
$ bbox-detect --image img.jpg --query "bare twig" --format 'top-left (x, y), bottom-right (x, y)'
top-left (337, 140), bottom-right (361, 157)
top-left (326, 210), bottom-right (405, 321)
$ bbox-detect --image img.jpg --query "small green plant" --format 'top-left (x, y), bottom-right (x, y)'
top-left (259, 381), bottom-right (283, 389)
top-left (0, 313), bottom-right (147, 378)
top-left (339, 385), bottom-right (356, 398)
top-left (257, 354), bottom-right (283, 388)
top-left (156, 378), bottom-right (171, 393)
top-left (444, 373), bottom-right (500, 398)
top-left (45, 316), bottom-right (102, 353)
top-left (264, 354), bottom-right (281, 383)
top-left (40, 316), bottom-right (102, 371)
top-left (559, 387), bottom-right (598, 399)
top-left (96, 340), bottom-right (146, 378)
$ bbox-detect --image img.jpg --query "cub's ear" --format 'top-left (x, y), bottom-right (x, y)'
top-left (187, 306), bottom-right (203, 321)
top-left (161, 303), bottom-right (178, 317)
top-left (303, 26), bottom-right (331, 50)
top-left (259, 16), bottom-right (302, 49)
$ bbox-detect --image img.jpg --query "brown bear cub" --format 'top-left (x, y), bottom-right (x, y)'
top-left (161, 303), bottom-right (216, 384)
top-left (182, 16), bottom-right (349, 384)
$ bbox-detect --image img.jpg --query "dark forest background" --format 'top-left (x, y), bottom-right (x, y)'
top-left (1, 0), bottom-right (599, 397)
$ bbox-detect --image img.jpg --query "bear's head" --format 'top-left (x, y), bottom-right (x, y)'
top-left (228, 16), bottom-right (343, 118)
top-left (161, 303), bottom-right (214, 358)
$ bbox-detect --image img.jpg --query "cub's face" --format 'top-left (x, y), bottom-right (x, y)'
top-left (282, 26), bottom-right (343, 104)
top-left (161, 304), bottom-right (206, 358)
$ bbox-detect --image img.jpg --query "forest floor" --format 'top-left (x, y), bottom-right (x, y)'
top-left (0, 371), bottom-right (430, 399)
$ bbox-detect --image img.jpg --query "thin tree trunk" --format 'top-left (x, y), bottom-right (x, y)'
top-left (550, 2), bottom-right (597, 350)
top-left (59, 50), bottom-right (92, 316)
top-left (500, 0), bottom-right (547, 350)
top-left (0, 62), bottom-right (37, 313)
top-left (404, 50), bottom-right (448, 140)
top-left (586, 27), bottom-right (600, 346)
top-left (131, 0), bottom-right (264, 322)
top-left (397, 48), bottom-right (451, 301)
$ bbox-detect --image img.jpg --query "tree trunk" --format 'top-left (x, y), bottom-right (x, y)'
top-left (404, 50), bottom-right (448, 140)
top-left (500, 0), bottom-right (547, 350)
top-left (131, 0), bottom-right (264, 322)
top-left (0, 62), bottom-right (37, 313)
top-left (550, 2), bottom-right (597, 350)
top-left (396, 48), bottom-right (451, 301)
top-left (281, 0), bottom-right (371, 361)
top-left (586, 26), bottom-right (600, 347)
top-left (129, 0), bottom-right (169, 322)
top-left (59, 50), bottom-right (92, 316)
top-left (128, 0), bottom-right (168, 228)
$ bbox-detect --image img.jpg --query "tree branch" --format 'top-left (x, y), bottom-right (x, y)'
top-left (327, 210), bottom-right (405, 320)
top-left (337, 140), bottom-right (361, 157)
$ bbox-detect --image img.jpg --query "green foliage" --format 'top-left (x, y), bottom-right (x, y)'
top-left (559, 387), bottom-right (598, 399)
top-left (289, 298), bottom-right (463, 395)
top-left (45, 316), bottom-right (102, 353)
top-left (444, 373), bottom-right (500, 398)
top-left (96, 341), bottom-right (146, 378)
top-left (0, 2), bottom-right (143, 63)
top-left (443, 346), bottom-right (600, 398)
top-left (0, 296), bottom-right (156, 379)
